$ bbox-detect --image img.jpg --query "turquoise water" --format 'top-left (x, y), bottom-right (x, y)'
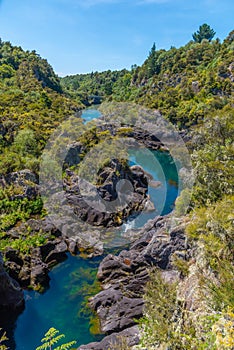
top-left (124, 148), bottom-right (178, 230)
top-left (14, 255), bottom-right (104, 350)
top-left (8, 108), bottom-right (178, 349)
top-left (82, 108), bottom-right (102, 124)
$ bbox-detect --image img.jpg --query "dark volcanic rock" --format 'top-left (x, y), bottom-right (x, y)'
top-left (0, 170), bottom-right (39, 201)
top-left (5, 169), bottom-right (38, 186)
top-left (88, 215), bottom-right (188, 335)
top-left (90, 288), bottom-right (143, 334)
top-left (64, 142), bottom-right (83, 167)
top-left (78, 325), bottom-right (139, 350)
top-left (43, 240), bottom-right (67, 266)
top-left (0, 254), bottom-right (24, 310)
top-left (3, 227), bottom-right (68, 290)
top-left (64, 158), bottom-right (148, 228)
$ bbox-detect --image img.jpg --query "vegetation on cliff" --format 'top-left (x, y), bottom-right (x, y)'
top-left (0, 24), bottom-right (233, 349)
top-left (61, 26), bottom-right (234, 129)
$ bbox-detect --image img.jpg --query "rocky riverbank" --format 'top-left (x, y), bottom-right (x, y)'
top-left (0, 128), bottom-right (183, 348)
top-left (77, 215), bottom-right (190, 349)
top-left (0, 156), bottom-right (151, 292)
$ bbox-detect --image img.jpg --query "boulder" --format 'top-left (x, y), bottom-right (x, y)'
top-left (43, 240), bottom-right (67, 266)
top-left (77, 326), bottom-right (139, 350)
top-left (90, 288), bottom-right (143, 333)
top-left (5, 169), bottom-right (38, 185)
top-left (64, 142), bottom-right (83, 167)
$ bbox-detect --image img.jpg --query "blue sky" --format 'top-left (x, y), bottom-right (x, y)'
top-left (0, 0), bottom-right (233, 76)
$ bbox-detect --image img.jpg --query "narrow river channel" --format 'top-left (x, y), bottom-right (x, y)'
top-left (12, 108), bottom-right (179, 349)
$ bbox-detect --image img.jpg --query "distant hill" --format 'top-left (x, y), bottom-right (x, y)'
top-left (61, 29), bottom-right (234, 128)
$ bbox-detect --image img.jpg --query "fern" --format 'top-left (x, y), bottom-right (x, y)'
top-left (0, 329), bottom-right (8, 350)
top-left (55, 342), bottom-right (77, 350)
top-left (36, 328), bottom-right (76, 350)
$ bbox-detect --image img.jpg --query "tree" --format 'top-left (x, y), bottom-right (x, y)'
top-left (13, 128), bottom-right (38, 157)
top-left (192, 24), bottom-right (216, 43)
top-left (147, 42), bottom-right (157, 78)
top-left (36, 328), bottom-right (76, 350)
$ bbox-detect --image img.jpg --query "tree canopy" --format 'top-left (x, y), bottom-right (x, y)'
top-left (192, 23), bottom-right (216, 42)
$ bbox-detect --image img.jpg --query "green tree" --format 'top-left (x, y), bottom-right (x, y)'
top-left (13, 128), bottom-right (38, 157)
top-left (192, 24), bottom-right (216, 42)
top-left (36, 328), bottom-right (76, 350)
top-left (147, 42), bottom-right (157, 78)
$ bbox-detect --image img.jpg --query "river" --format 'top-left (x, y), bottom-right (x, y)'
top-left (11, 108), bottom-right (179, 349)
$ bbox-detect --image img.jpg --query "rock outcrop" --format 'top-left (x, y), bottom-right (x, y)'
top-left (78, 326), bottom-right (140, 350)
top-left (0, 253), bottom-right (24, 310)
top-left (4, 232), bottom-right (68, 291)
top-left (78, 215), bottom-right (189, 348)
top-left (64, 158), bottom-right (149, 228)
top-left (1, 157), bottom-right (151, 291)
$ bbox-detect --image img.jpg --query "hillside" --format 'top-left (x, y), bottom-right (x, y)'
top-left (0, 39), bottom-right (82, 175)
top-left (62, 30), bottom-right (234, 128)
top-left (61, 69), bottom-right (128, 106)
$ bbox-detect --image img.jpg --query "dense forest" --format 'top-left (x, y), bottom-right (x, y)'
top-left (62, 28), bottom-right (234, 129)
top-left (0, 25), bottom-right (234, 349)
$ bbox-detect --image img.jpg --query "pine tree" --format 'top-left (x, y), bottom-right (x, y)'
top-left (147, 42), bottom-right (157, 78)
top-left (192, 24), bottom-right (216, 43)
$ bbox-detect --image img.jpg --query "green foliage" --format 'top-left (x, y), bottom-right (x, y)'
top-left (0, 38), bottom-right (82, 175)
top-left (174, 188), bottom-right (192, 216)
top-left (0, 329), bottom-right (8, 350)
top-left (171, 254), bottom-right (190, 277)
top-left (0, 185), bottom-right (43, 230)
top-left (212, 308), bottom-right (234, 349)
top-left (139, 269), bottom-right (178, 348)
top-left (13, 128), bottom-right (38, 156)
top-left (146, 42), bottom-right (158, 78)
top-left (186, 196), bottom-right (234, 310)
top-left (36, 327), bottom-right (76, 350)
top-left (0, 229), bottom-right (47, 254)
top-left (60, 69), bottom-right (128, 104)
top-left (187, 196), bottom-right (233, 260)
top-left (192, 24), bottom-right (216, 43)
top-left (139, 270), bottom-right (222, 349)
top-left (62, 28), bottom-right (233, 130)
top-left (191, 109), bottom-right (234, 206)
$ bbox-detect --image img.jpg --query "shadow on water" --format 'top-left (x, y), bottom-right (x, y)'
top-left (0, 307), bottom-right (24, 350)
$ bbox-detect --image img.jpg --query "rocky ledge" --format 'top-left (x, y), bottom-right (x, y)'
top-left (0, 160), bottom-right (152, 292)
top-left (63, 158), bottom-right (149, 228)
top-left (78, 215), bottom-right (190, 349)
top-left (0, 253), bottom-right (24, 311)
top-left (78, 326), bottom-right (140, 350)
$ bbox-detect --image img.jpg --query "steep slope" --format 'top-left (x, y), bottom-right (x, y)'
top-left (0, 39), bottom-right (82, 175)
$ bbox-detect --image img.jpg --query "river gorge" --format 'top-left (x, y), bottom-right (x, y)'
top-left (2, 108), bottom-right (179, 349)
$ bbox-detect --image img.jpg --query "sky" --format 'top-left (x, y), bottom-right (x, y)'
top-left (0, 0), bottom-right (233, 76)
